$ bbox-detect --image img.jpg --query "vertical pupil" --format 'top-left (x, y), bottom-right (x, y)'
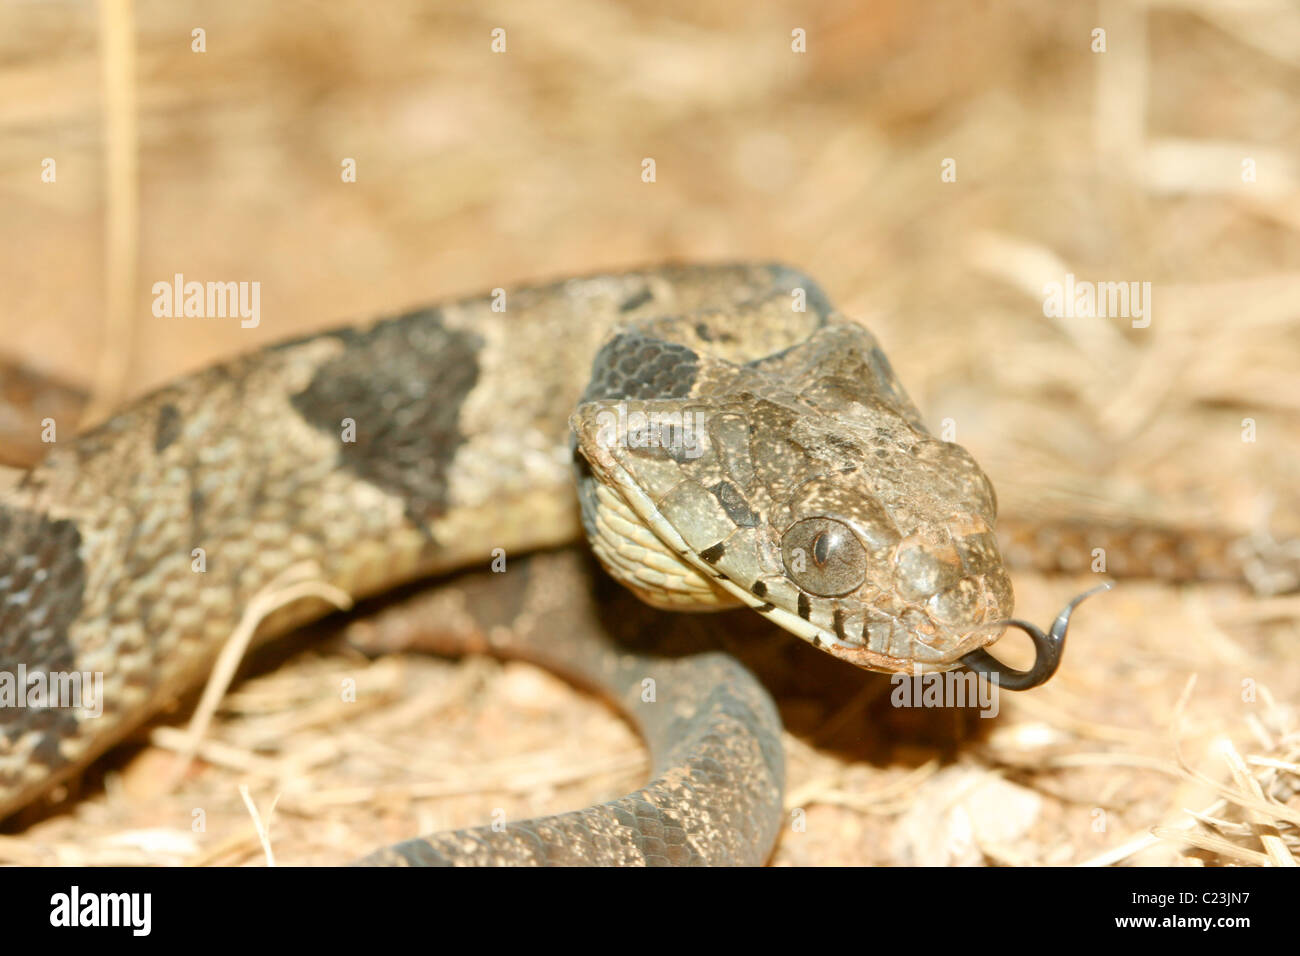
top-left (812, 529), bottom-right (832, 566)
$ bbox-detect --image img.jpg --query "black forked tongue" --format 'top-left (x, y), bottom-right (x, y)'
top-left (960, 581), bottom-right (1114, 691)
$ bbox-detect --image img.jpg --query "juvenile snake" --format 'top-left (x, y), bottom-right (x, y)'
top-left (2, 263), bottom-right (1114, 864)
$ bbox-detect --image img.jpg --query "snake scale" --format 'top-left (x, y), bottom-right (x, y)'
top-left (0, 262), bottom-right (1249, 865)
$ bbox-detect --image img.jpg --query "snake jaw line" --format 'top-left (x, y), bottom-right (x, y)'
top-left (585, 452), bottom-right (974, 675)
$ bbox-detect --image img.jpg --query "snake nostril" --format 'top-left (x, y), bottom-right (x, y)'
top-left (927, 576), bottom-right (986, 626)
top-left (893, 536), bottom-right (962, 601)
top-left (948, 523), bottom-right (1002, 576)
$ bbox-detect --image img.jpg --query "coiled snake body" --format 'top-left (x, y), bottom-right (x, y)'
top-left (2, 263), bottom-right (1088, 864)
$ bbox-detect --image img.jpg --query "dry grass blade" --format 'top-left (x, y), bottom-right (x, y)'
top-left (165, 563), bottom-right (353, 790)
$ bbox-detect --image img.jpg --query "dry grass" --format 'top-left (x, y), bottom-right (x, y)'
top-left (0, 0), bottom-right (1297, 865)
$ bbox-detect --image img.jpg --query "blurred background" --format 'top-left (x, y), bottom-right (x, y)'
top-left (1, 0), bottom-right (1297, 866)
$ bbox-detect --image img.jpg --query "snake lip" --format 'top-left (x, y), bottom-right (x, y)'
top-left (585, 450), bottom-right (985, 674)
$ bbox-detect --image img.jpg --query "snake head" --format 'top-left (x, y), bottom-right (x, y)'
top-left (571, 321), bottom-right (1017, 676)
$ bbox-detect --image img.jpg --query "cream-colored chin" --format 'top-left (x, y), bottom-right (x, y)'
top-left (588, 481), bottom-right (740, 610)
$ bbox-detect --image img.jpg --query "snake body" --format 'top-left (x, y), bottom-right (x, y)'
top-left (1, 262), bottom-right (1027, 863)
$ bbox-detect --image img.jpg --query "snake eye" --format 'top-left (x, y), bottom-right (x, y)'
top-left (781, 517), bottom-right (867, 597)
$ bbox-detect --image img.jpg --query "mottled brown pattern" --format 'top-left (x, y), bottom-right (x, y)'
top-left (0, 262), bottom-right (1270, 864)
top-left (571, 314), bottom-right (1017, 671)
top-left (0, 264), bottom-right (813, 862)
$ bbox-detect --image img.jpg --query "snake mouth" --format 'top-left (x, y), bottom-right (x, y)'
top-left (578, 447), bottom-right (1002, 675)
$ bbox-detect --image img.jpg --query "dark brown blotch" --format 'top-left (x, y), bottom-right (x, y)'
top-left (580, 332), bottom-right (699, 403)
top-left (154, 403), bottom-right (183, 453)
top-left (0, 504), bottom-right (87, 774)
top-left (619, 288), bottom-right (654, 313)
top-left (709, 480), bottom-right (759, 528)
top-left (699, 541), bottom-right (726, 564)
top-left (288, 308), bottom-right (482, 531)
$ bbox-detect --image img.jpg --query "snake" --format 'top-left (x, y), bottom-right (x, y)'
top-left (0, 262), bottom-right (1137, 864)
